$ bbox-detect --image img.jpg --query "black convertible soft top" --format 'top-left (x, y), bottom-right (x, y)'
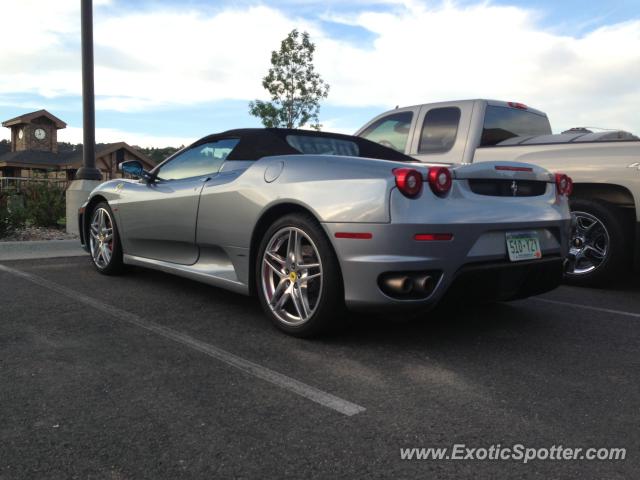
top-left (191, 128), bottom-right (416, 162)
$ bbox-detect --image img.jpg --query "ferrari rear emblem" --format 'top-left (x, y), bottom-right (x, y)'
top-left (510, 181), bottom-right (518, 196)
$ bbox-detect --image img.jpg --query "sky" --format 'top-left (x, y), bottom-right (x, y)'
top-left (1, 0), bottom-right (639, 147)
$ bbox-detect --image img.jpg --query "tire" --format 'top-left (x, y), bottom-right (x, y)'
top-left (564, 198), bottom-right (629, 286)
top-left (255, 213), bottom-right (345, 337)
top-left (87, 201), bottom-right (124, 275)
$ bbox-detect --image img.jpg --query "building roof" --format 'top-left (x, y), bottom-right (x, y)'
top-left (0, 142), bottom-right (154, 170)
top-left (2, 110), bottom-right (67, 129)
top-left (0, 150), bottom-right (79, 169)
top-left (94, 142), bottom-right (154, 165)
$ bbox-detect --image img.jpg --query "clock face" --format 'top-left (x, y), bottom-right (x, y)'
top-left (34, 128), bottom-right (46, 140)
top-left (18, 129), bottom-right (24, 140)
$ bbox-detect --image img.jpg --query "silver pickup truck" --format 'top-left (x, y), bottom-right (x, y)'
top-left (355, 99), bottom-right (640, 286)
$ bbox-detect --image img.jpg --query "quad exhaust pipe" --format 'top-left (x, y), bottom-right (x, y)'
top-left (415, 274), bottom-right (435, 293)
top-left (379, 272), bottom-right (439, 299)
top-left (383, 276), bottom-right (413, 295)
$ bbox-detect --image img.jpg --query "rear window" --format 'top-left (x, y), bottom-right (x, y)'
top-left (481, 106), bottom-right (552, 146)
top-left (286, 135), bottom-right (359, 156)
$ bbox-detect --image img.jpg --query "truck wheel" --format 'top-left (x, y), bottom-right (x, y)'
top-left (564, 198), bottom-right (629, 286)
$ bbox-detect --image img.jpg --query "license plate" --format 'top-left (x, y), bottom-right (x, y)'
top-left (506, 231), bottom-right (542, 262)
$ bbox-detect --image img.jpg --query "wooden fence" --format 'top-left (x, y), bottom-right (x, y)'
top-left (0, 177), bottom-right (69, 193)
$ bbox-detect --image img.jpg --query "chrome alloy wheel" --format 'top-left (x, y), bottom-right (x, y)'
top-left (261, 227), bottom-right (323, 326)
top-left (566, 210), bottom-right (610, 275)
top-left (89, 207), bottom-right (114, 269)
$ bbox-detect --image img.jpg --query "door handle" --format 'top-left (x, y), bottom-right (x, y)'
top-left (195, 176), bottom-right (212, 191)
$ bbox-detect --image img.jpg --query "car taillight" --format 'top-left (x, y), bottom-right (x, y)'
top-left (427, 167), bottom-right (452, 196)
top-left (555, 173), bottom-right (573, 196)
top-left (393, 168), bottom-right (423, 198)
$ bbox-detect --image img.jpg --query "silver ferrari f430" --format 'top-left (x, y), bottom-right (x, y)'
top-left (79, 128), bottom-right (572, 336)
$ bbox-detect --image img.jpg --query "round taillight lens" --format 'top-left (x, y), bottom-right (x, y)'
top-left (393, 168), bottom-right (423, 198)
top-left (427, 167), bottom-right (452, 196)
top-left (555, 173), bottom-right (573, 196)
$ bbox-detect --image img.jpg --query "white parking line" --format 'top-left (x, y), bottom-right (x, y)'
top-left (0, 264), bottom-right (366, 417)
top-left (531, 298), bottom-right (640, 319)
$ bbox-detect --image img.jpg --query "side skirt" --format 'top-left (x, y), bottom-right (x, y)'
top-left (123, 254), bottom-right (250, 295)
top-left (634, 222), bottom-right (640, 272)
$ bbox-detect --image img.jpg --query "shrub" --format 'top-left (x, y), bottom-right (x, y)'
top-left (0, 192), bottom-right (26, 238)
top-left (21, 182), bottom-right (66, 228)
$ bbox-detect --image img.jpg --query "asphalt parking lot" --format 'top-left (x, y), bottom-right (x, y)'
top-left (1, 256), bottom-right (638, 479)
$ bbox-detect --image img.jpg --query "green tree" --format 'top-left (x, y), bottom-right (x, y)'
top-left (249, 29), bottom-right (329, 130)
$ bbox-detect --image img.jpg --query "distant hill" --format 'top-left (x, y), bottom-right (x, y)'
top-left (133, 146), bottom-right (183, 164)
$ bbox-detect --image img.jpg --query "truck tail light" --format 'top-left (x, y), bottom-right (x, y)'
top-left (393, 168), bottom-right (423, 198)
top-left (427, 167), bottom-right (452, 196)
top-left (555, 173), bottom-right (573, 196)
top-left (508, 102), bottom-right (528, 110)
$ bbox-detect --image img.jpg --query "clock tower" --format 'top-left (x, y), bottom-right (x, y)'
top-left (1, 109), bottom-right (67, 153)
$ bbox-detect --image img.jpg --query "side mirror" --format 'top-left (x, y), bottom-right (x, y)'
top-left (119, 160), bottom-right (152, 181)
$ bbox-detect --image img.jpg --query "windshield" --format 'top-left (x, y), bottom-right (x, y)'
top-left (481, 106), bottom-right (552, 146)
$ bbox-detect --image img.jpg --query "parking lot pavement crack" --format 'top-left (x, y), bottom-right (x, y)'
top-left (0, 263), bottom-right (366, 417)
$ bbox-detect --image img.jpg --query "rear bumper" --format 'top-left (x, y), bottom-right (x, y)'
top-left (323, 219), bottom-right (570, 310)
top-left (442, 256), bottom-right (563, 305)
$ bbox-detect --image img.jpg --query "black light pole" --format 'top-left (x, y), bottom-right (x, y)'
top-left (75, 0), bottom-right (101, 181)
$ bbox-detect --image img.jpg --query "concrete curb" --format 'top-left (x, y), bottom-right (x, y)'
top-left (0, 240), bottom-right (87, 261)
